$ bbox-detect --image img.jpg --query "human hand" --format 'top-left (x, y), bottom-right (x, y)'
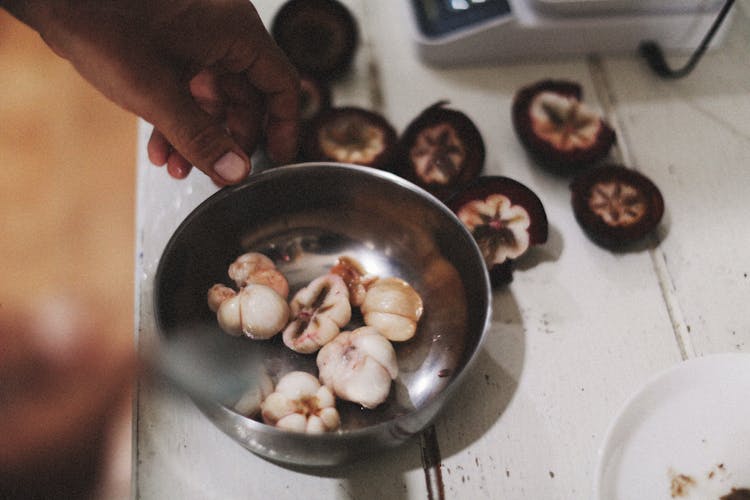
top-left (4, 0), bottom-right (300, 185)
top-left (0, 297), bottom-right (134, 499)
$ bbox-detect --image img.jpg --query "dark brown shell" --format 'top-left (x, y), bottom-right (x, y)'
top-left (571, 164), bottom-right (664, 249)
top-left (297, 74), bottom-right (332, 161)
top-left (512, 79), bottom-right (615, 172)
top-left (271, 0), bottom-right (359, 81)
top-left (299, 74), bottom-right (332, 123)
top-left (396, 101), bottom-right (485, 201)
top-left (448, 176), bottom-right (548, 286)
top-left (301, 107), bottom-right (398, 169)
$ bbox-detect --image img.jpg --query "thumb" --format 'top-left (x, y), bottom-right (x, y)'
top-left (144, 78), bottom-right (251, 185)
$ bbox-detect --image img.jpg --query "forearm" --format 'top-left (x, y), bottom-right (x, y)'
top-left (1, 0), bottom-right (64, 30)
top-left (1, 0), bottom-right (298, 183)
top-left (1, 0), bottom-right (156, 59)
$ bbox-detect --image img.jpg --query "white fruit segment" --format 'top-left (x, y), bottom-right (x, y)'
top-left (530, 92), bottom-right (600, 151)
top-left (261, 371), bottom-right (340, 433)
top-left (317, 326), bottom-right (398, 409)
top-left (207, 284), bottom-right (236, 313)
top-left (330, 256), bottom-right (377, 307)
top-left (457, 194), bottom-right (531, 265)
top-left (217, 283), bottom-right (289, 339)
top-left (319, 118), bottom-right (385, 164)
top-left (283, 274), bottom-right (351, 353)
top-left (360, 277), bottom-right (423, 342)
top-left (410, 123), bottom-right (465, 184)
top-left (227, 252), bottom-right (289, 298)
top-left (588, 181), bottom-right (647, 226)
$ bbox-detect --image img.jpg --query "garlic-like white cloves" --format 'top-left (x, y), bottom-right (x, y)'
top-left (316, 326), bottom-right (398, 409)
top-left (330, 256), bottom-right (378, 307)
top-left (207, 283), bottom-right (237, 313)
top-left (228, 252), bottom-right (289, 298)
top-left (361, 277), bottom-right (423, 342)
top-left (261, 371), bottom-right (340, 433)
top-left (217, 283), bottom-right (289, 339)
top-left (282, 274), bottom-right (351, 353)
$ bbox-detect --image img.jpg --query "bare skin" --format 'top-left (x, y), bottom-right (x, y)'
top-left (3, 0), bottom-right (300, 184)
top-left (0, 0), bottom-right (301, 496)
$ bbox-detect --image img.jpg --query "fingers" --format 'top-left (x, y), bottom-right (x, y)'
top-left (221, 73), bottom-right (266, 154)
top-left (165, 102), bottom-right (250, 185)
top-left (139, 62), bottom-right (251, 185)
top-left (189, 70), bottom-right (227, 118)
top-left (148, 70), bottom-right (226, 180)
top-left (143, 5), bottom-right (300, 180)
top-left (242, 44), bottom-right (300, 164)
top-left (148, 129), bottom-right (194, 180)
top-left (148, 71), bottom-right (269, 180)
top-left (220, 21), bottom-right (300, 165)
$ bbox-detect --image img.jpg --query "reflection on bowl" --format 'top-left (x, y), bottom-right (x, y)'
top-left (154, 163), bottom-right (491, 466)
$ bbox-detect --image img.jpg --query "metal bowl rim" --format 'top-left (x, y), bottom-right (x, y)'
top-left (153, 161), bottom-right (493, 441)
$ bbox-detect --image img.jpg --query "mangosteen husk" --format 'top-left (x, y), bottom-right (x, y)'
top-left (512, 79), bottom-right (616, 173)
top-left (300, 106), bottom-right (398, 170)
top-left (396, 101), bottom-right (485, 201)
top-left (570, 164), bottom-right (664, 249)
top-left (448, 175), bottom-right (548, 286)
top-left (271, 0), bottom-right (359, 81)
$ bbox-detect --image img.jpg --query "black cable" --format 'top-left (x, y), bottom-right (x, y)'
top-left (639, 0), bottom-right (735, 79)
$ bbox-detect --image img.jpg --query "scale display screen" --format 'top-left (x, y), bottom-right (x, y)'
top-left (411, 0), bottom-right (511, 37)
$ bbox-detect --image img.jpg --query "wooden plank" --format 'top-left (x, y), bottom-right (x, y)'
top-left (364, 2), bottom-right (686, 498)
top-left (596, 1), bottom-right (750, 358)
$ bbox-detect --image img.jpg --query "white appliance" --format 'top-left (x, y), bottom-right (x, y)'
top-left (408, 0), bottom-right (734, 66)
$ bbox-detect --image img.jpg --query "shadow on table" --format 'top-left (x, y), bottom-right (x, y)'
top-left (435, 288), bottom-right (526, 459)
top-left (261, 269), bottom-right (532, 499)
top-left (518, 223), bottom-right (563, 272)
top-left (271, 438), bottom-right (423, 499)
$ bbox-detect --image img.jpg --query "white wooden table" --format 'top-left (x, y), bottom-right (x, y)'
top-left (133, 1), bottom-right (750, 498)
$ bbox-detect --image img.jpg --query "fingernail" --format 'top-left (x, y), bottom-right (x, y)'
top-left (213, 152), bottom-right (248, 183)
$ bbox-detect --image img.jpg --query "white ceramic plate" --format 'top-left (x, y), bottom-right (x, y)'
top-left (594, 353), bottom-right (750, 500)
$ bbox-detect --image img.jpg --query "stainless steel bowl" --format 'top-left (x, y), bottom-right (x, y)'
top-left (153, 163), bottom-right (491, 466)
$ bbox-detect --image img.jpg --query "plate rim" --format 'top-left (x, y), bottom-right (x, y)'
top-left (592, 351), bottom-right (750, 499)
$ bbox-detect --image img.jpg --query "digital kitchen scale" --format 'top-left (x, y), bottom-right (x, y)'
top-left (408, 0), bottom-right (733, 66)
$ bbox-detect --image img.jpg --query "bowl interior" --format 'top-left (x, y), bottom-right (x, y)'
top-left (154, 163), bottom-right (490, 431)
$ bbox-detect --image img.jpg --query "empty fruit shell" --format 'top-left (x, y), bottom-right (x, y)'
top-left (301, 107), bottom-right (398, 169)
top-left (299, 74), bottom-right (332, 123)
top-left (512, 79), bottom-right (615, 172)
top-left (571, 164), bottom-right (664, 249)
top-left (271, 0), bottom-right (359, 80)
